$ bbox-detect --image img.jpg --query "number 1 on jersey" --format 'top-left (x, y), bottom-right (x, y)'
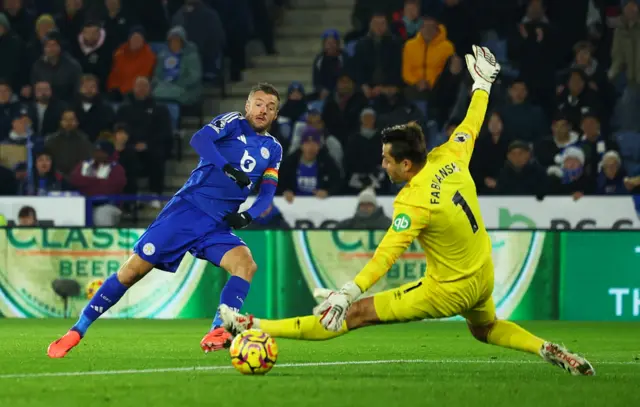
top-left (452, 191), bottom-right (479, 233)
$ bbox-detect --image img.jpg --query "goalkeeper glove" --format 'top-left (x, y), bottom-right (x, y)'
top-left (225, 211), bottom-right (252, 229)
top-left (465, 45), bottom-right (501, 95)
top-left (312, 281), bottom-right (363, 332)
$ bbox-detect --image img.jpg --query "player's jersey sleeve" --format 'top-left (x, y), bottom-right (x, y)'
top-left (262, 139), bottom-right (283, 187)
top-left (353, 202), bottom-right (430, 292)
top-left (444, 91), bottom-right (489, 166)
top-left (204, 112), bottom-right (243, 141)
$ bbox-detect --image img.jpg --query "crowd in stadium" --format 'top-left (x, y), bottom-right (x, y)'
top-left (1, 0), bottom-right (640, 225)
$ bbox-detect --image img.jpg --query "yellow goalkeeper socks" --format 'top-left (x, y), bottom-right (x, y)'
top-left (256, 315), bottom-right (348, 340)
top-left (487, 320), bottom-right (545, 355)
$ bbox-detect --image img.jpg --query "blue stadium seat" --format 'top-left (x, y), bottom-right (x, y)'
top-left (277, 117), bottom-right (292, 141)
top-left (163, 102), bottom-right (181, 132)
top-left (615, 131), bottom-right (640, 175)
top-left (149, 42), bottom-right (166, 55)
top-left (345, 40), bottom-right (358, 57)
top-left (307, 99), bottom-right (325, 113)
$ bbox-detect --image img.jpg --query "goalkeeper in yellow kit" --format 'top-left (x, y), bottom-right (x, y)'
top-left (220, 46), bottom-right (595, 376)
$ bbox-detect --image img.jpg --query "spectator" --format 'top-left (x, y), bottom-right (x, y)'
top-left (107, 26), bottom-right (155, 102)
top-left (73, 74), bottom-right (115, 142)
top-left (336, 187), bottom-right (392, 229)
top-left (579, 113), bottom-right (618, 183)
top-left (246, 203), bottom-right (290, 230)
top-left (278, 82), bottom-right (307, 123)
top-left (116, 76), bottom-right (172, 199)
top-left (347, 0), bottom-right (397, 43)
top-left (111, 123), bottom-right (138, 197)
top-left (3, 0), bottom-right (35, 42)
top-left (430, 54), bottom-right (465, 126)
top-left (343, 108), bottom-right (391, 195)
top-left (0, 12), bottom-right (24, 94)
top-left (28, 80), bottom-right (65, 137)
top-left (402, 15), bottom-right (455, 102)
top-left (498, 79), bottom-right (546, 144)
top-left (44, 108), bottom-right (92, 176)
top-left (534, 113), bottom-right (580, 170)
top-left (172, 0), bottom-right (226, 78)
top-left (555, 68), bottom-right (601, 130)
top-left (375, 93), bottom-right (423, 130)
top-left (70, 140), bottom-right (126, 226)
top-left (295, 109), bottom-right (343, 171)
top-left (508, 0), bottom-right (556, 112)
top-left (470, 112), bottom-right (509, 195)
top-left (278, 127), bottom-right (341, 202)
top-left (596, 151), bottom-right (628, 195)
top-left (103, 0), bottom-right (133, 51)
top-left (495, 141), bottom-right (546, 196)
top-left (4, 106), bottom-right (32, 146)
top-left (0, 80), bottom-right (19, 140)
top-left (31, 30), bottom-right (82, 104)
top-left (25, 13), bottom-right (56, 68)
top-left (440, 0), bottom-right (477, 55)
top-left (312, 29), bottom-right (346, 99)
top-left (322, 73), bottom-right (369, 144)
top-left (55, 0), bottom-right (85, 48)
top-left (19, 149), bottom-right (70, 195)
top-left (353, 13), bottom-right (403, 104)
top-left (0, 163), bottom-right (17, 194)
top-left (390, 0), bottom-right (421, 41)
top-left (71, 19), bottom-right (112, 91)
top-left (17, 205), bottom-right (37, 225)
top-left (547, 146), bottom-right (594, 198)
top-left (152, 26), bottom-right (202, 106)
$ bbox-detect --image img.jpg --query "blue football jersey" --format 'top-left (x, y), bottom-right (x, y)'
top-left (177, 112), bottom-right (283, 223)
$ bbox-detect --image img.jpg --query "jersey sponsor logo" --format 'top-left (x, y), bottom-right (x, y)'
top-left (453, 132), bottom-right (470, 143)
top-left (261, 147), bottom-right (270, 159)
top-left (143, 243), bottom-right (156, 256)
top-left (392, 214), bottom-right (411, 232)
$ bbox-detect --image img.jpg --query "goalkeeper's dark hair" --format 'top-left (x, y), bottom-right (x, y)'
top-left (381, 122), bottom-right (427, 165)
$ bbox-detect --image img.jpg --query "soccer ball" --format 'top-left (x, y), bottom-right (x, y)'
top-left (229, 329), bottom-right (278, 375)
top-left (85, 278), bottom-right (103, 299)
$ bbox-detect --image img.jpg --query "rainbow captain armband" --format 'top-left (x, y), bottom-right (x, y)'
top-left (263, 168), bottom-right (279, 186)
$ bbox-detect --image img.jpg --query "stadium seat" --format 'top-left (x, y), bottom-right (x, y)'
top-left (277, 116), bottom-right (292, 141)
top-left (345, 40), bottom-right (358, 57)
top-left (164, 102), bottom-right (181, 132)
top-left (307, 99), bottom-right (325, 113)
top-left (149, 41), bottom-right (167, 55)
top-left (615, 131), bottom-right (640, 175)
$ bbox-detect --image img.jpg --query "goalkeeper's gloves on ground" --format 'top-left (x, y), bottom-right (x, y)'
top-left (223, 163), bottom-right (251, 189)
top-left (313, 281), bottom-right (363, 332)
top-left (225, 211), bottom-right (252, 229)
top-left (465, 45), bottom-right (501, 95)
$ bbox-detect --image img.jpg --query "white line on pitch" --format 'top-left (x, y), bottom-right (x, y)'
top-left (0, 359), bottom-right (637, 379)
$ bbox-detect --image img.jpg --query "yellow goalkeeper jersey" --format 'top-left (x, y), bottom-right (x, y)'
top-left (354, 91), bottom-right (493, 291)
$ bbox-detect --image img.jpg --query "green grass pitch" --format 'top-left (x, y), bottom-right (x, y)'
top-left (0, 320), bottom-right (639, 407)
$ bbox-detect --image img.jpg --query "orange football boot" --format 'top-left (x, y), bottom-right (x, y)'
top-left (200, 327), bottom-right (232, 353)
top-left (47, 330), bottom-right (82, 358)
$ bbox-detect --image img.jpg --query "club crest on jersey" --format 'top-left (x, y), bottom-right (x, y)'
top-left (392, 214), bottom-right (411, 232)
top-left (454, 132), bottom-right (470, 143)
top-left (261, 147), bottom-right (270, 159)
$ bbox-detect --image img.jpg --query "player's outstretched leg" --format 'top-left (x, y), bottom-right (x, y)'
top-left (201, 246), bottom-right (256, 353)
top-left (47, 254), bottom-right (154, 358)
top-left (468, 320), bottom-right (595, 376)
top-left (219, 296), bottom-right (380, 340)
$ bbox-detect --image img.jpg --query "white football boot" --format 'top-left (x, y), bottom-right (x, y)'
top-left (539, 342), bottom-right (595, 376)
top-left (218, 304), bottom-right (256, 336)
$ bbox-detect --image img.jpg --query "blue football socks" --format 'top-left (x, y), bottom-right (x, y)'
top-left (71, 274), bottom-right (129, 336)
top-left (211, 275), bottom-right (250, 329)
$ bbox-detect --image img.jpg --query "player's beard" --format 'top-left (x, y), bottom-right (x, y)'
top-left (247, 115), bottom-right (271, 134)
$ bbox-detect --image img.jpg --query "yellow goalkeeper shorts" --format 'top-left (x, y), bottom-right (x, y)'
top-left (372, 260), bottom-right (496, 326)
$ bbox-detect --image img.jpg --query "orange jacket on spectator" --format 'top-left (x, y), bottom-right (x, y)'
top-left (107, 42), bottom-right (156, 96)
top-left (402, 25), bottom-right (454, 88)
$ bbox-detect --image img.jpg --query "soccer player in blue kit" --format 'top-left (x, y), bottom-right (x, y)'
top-left (47, 83), bottom-right (283, 358)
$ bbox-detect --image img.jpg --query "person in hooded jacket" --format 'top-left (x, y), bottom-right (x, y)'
top-left (336, 187), bottom-right (392, 230)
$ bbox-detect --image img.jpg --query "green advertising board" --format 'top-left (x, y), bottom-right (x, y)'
top-left (0, 229), bottom-right (637, 321)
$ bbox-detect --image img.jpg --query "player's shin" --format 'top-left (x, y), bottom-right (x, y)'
top-left (71, 273), bottom-right (129, 336)
top-left (211, 275), bottom-right (251, 329)
top-left (258, 315), bottom-right (348, 340)
top-left (486, 320), bottom-right (545, 355)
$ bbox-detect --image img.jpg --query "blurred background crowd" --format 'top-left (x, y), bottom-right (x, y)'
top-left (0, 0), bottom-right (639, 228)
